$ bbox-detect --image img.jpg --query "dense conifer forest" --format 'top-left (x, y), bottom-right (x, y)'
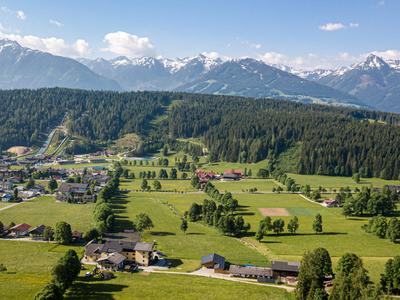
top-left (1, 88), bottom-right (400, 179)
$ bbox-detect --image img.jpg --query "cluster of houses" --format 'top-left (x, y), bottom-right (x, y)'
top-left (83, 233), bottom-right (157, 271)
top-left (195, 169), bottom-right (244, 187)
top-left (2, 222), bottom-right (83, 242)
top-left (201, 253), bottom-right (300, 285)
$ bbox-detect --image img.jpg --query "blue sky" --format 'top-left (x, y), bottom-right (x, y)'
top-left (0, 0), bottom-right (398, 69)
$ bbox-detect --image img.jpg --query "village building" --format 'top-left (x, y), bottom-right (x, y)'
top-left (9, 223), bottom-right (31, 237)
top-left (84, 238), bottom-right (155, 268)
top-left (271, 260), bottom-right (300, 278)
top-left (28, 225), bottom-right (46, 240)
top-left (97, 252), bottom-right (127, 271)
top-left (222, 169), bottom-right (243, 181)
top-left (201, 253), bottom-right (226, 272)
top-left (229, 265), bottom-right (274, 283)
top-left (322, 199), bottom-right (339, 208)
top-left (56, 182), bottom-right (95, 203)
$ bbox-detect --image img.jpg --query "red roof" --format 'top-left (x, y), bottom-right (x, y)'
top-left (10, 223), bottom-right (31, 232)
top-left (224, 169), bottom-right (243, 176)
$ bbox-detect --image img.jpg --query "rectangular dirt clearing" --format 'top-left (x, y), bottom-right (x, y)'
top-left (258, 207), bottom-right (290, 216)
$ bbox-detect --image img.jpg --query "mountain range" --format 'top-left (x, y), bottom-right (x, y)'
top-left (1, 38), bottom-right (400, 112)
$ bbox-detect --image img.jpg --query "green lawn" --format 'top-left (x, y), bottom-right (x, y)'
top-left (113, 191), bottom-right (268, 269)
top-left (161, 189), bottom-right (399, 283)
top-left (0, 196), bottom-right (94, 232)
top-left (65, 272), bottom-right (294, 300)
top-left (287, 173), bottom-right (400, 189)
top-left (120, 179), bottom-right (195, 192)
top-left (199, 159), bottom-right (269, 174)
top-left (213, 179), bottom-right (278, 193)
top-left (0, 241), bottom-right (81, 300)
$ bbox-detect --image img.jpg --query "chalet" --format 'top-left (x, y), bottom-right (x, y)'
top-left (28, 225), bottom-right (46, 240)
top-left (271, 260), bottom-right (300, 278)
top-left (195, 169), bottom-right (216, 184)
top-left (1, 193), bottom-right (13, 202)
top-left (9, 223), bottom-right (31, 237)
top-left (56, 182), bottom-right (95, 203)
top-left (322, 199), bottom-right (339, 208)
top-left (201, 253), bottom-right (226, 272)
top-left (134, 242), bottom-right (155, 266)
top-left (229, 265), bottom-right (274, 283)
top-left (97, 252), bottom-right (126, 271)
top-left (222, 169), bottom-right (243, 181)
top-left (385, 185), bottom-right (400, 194)
top-left (84, 239), bottom-right (154, 267)
top-left (72, 231), bottom-right (83, 243)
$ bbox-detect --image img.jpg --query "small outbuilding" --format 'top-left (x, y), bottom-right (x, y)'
top-left (201, 253), bottom-right (226, 271)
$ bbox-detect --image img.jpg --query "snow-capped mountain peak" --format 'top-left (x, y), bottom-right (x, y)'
top-left (356, 54), bottom-right (388, 70)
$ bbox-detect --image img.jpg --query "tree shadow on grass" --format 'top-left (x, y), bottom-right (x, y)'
top-left (186, 232), bottom-right (205, 235)
top-left (260, 240), bottom-right (282, 244)
top-left (166, 258), bottom-right (183, 268)
top-left (150, 231), bottom-right (176, 236)
top-left (65, 279), bottom-right (128, 300)
top-left (235, 211), bottom-right (255, 216)
top-left (113, 215), bottom-right (135, 232)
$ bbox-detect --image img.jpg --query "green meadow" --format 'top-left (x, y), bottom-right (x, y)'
top-left (0, 196), bottom-right (94, 232)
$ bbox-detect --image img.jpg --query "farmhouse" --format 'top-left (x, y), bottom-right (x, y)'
top-left (229, 265), bottom-right (274, 282)
top-left (201, 253), bottom-right (226, 272)
top-left (84, 239), bottom-right (155, 267)
top-left (28, 225), bottom-right (46, 240)
top-left (271, 260), bottom-right (300, 278)
top-left (56, 182), bottom-right (95, 203)
top-left (385, 185), bottom-right (400, 194)
top-left (9, 223), bottom-right (31, 237)
top-left (322, 199), bottom-right (339, 208)
top-left (97, 252), bottom-right (127, 271)
top-left (222, 169), bottom-right (243, 181)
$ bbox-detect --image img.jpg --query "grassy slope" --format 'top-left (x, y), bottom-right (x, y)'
top-left (114, 191), bottom-right (268, 269)
top-left (66, 272), bottom-right (294, 300)
top-left (0, 196), bottom-right (94, 232)
top-left (0, 241), bottom-right (81, 300)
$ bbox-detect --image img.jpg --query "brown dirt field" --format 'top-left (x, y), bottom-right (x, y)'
top-left (7, 146), bottom-right (30, 155)
top-left (258, 208), bottom-right (290, 216)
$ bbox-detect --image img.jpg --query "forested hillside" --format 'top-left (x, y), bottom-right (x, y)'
top-left (1, 88), bottom-right (400, 179)
top-left (0, 88), bottom-right (168, 150)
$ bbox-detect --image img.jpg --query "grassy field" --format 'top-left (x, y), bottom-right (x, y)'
top-left (120, 179), bottom-right (196, 192)
top-left (65, 272), bottom-right (294, 300)
top-left (199, 159), bottom-right (269, 174)
top-left (113, 191), bottom-right (268, 270)
top-left (213, 179), bottom-right (278, 192)
top-left (0, 241), bottom-right (81, 300)
top-left (160, 186), bottom-right (399, 283)
top-left (0, 196), bottom-right (94, 232)
top-left (288, 173), bottom-right (400, 189)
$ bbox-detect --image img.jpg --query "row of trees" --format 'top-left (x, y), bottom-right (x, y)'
top-left (343, 187), bottom-right (399, 217)
top-left (363, 216), bottom-right (400, 243)
top-left (35, 249), bottom-right (81, 300)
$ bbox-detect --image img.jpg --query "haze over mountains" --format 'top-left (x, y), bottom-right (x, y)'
top-left (1, 39), bottom-right (400, 112)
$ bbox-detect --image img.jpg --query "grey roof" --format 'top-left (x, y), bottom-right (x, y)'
top-left (201, 253), bottom-right (226, 269)
top-left (134, 242), bottom-right (154, 252)
top-left (28, 224), bottom-right (46, 235)
top-left (97, 252), bottom-right (126, 265)
top-left (229, 265), bottom-right (273, 277)
top-left (58, 182), bottom-right (88, 193)
top-left (85, 239), bottom-right (137, 256)
top-left (271, 260), bottom-right (300, 273)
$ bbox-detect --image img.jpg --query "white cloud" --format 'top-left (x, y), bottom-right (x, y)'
top-left (319, 22), bottom-right (360, 32)
top-left (319, 22), bottom-right (346, 31)
top-left (260, 51), bottom-right (289, 65)
top-left (49, 19), bottom-right (63, 27)
top-left (102, 31), bottom-right (154, 57)
top-left (0, 30), bottom-right (91, 57)
top-left (16, 10), bottom-right (26, 20)
top-left (368, 49), bottom-right (400, 60)
top-left (252, 43), bottom-right (262, 49)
